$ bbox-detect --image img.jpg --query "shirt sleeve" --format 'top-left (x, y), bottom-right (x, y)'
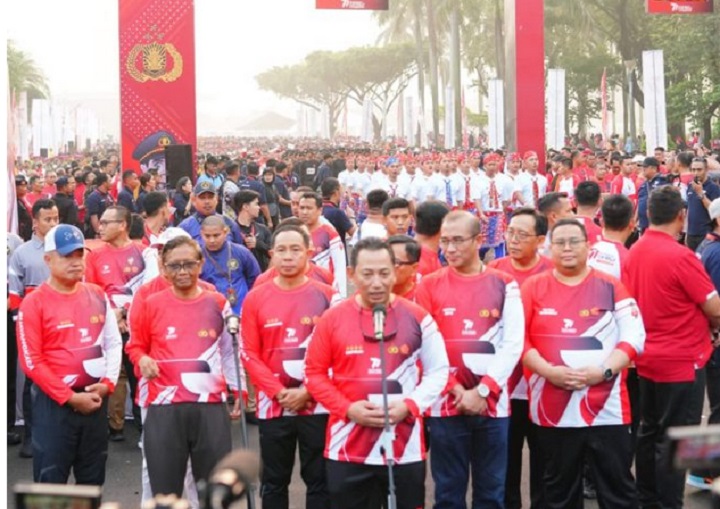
top-left (8, 250), bottom-right (25, 309)
top-left (239, 292), bottom-right (286, 399)
top-left (86, 194), bottom-right (101, 218)
top-left (482, 280), bottom-right (525, 396)
top-left (520, 279), bottom-right (538, 360)
top-left (304, 311), bottom-right (354, 419)
top-left (677, 253), bottom-right (719, 305)
top-left (16, 295), bottom-right (75, 405)
top-left (611, 281), bottom-right (646, 361)
top-left (100, 296), bottom-right (123, 391)
top-left (406, 313), bottom-right (449, 416)
top-left (240, 246), bottom-right (261, 289)
top-left (329, 233), bottom-right (347, 298)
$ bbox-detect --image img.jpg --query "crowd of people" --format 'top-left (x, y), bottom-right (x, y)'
top-left (7, 136), bottom-right (720, 509)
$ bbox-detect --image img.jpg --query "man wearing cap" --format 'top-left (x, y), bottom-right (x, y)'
top-left (179, 181), bottom-right (243, 245)
top-left (687, 156), bottom-right (720, 251)
top-left (15, 175), bottom-right (34, 241)
top-left (636, 157), bottom-right (668, 235)
top-left (53, 176), bottom-right (79, 227)
top-left (9, 199), bottom-right (60, 458)
top-left (16, 224), bottom-right (122, 485)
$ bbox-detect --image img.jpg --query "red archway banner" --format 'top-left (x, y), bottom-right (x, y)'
top-left (118, 0), bottom-right (197, 185)
top-left (316, 0), bottom-right (389, 10)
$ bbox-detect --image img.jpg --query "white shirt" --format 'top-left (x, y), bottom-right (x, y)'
top-left (430, 173), bottom-right (464, 207)
top-left (516, 172), bottom-right (549, 208)
top-left (369, 174), bottom-right (413, 200)
top-left (453, 171), bottom-right (487, 205)
top-left (410, 173), bottom-right (437, 203)
top-left (359, 221), bottom-right (388, 240)
top-left (478, 173), bottom-right (515, 212)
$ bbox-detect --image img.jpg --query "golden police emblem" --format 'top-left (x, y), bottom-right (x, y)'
top-left (126, 41), bottom-right (183, 83)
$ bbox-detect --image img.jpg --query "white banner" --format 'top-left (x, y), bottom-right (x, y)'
top-left (444, 85), bottom-right (455, 149)
top-left (642, 50), bottom-right (668, 153)
top-left (488, 79), bottom-right (505, 149)
top-left (547, 69), bottom-right (566, 151)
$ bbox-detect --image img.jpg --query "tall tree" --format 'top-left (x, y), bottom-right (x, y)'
top-left (7, 41), bottom-right (50, 121)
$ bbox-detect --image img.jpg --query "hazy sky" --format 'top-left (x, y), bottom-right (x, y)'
top-left (7, 0), bottom-right (382, 136)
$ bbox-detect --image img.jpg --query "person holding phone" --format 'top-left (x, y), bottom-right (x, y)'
top-left (687, 157), bottom-right (720, 251)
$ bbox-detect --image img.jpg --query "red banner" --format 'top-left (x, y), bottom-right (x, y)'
top-left (119, 0), bottom-right (197, 186)
top-left (646, 0), bottom-right (713, 14)
top-left (316, 0), bottom-right (389, 10)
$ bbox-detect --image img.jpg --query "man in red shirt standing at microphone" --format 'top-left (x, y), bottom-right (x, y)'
top-left (242, 224), bottom-right (336, 509)
top-left (305, 238), bottom-right (449, 509)
top-left (416, 211), bottom-right (525, 509)
top-left (16, 224), bottom-right (122, 485)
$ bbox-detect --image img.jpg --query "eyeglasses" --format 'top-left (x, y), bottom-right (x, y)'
top-left (98, 219), bottom-right (124, 227)
top-left (550, 238), bottom-right (586, 248)
top-left (504, 229), bottom-right (537, 242)
top-left (164, 261), bottom-right (201, 273)
top-left (439, 236), bottom-right (475, 248)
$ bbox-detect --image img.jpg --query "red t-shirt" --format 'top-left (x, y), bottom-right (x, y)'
top-left (623, 230), bottom-right (717, 382)
top-left (16, 283), bottom-right (122, 405)
top-left (254, 263), bottom-right (334, 288)
top-left (417, 244), bottom-right (442, 280)
top-left (241, 279), bottom-right (334, 419)
top-left (85, 242), bottom-right (146, 310)
top-left (576, 215), bottom-right (603, 244)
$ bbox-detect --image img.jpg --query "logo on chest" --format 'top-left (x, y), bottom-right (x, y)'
top-left (561, 319), bottom-right (577, 334)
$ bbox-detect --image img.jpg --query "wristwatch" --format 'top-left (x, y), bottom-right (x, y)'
top-left (601, 366), bottom-right (614, 381)
top-left (477, 383), bottom-right (490, 398)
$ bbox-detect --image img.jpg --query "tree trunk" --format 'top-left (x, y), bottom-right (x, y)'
top-left (426, 0), bottom-right (440, 146)
top-left (372, 115), bottom-right (383, 142)
top-left (451, 3), bottom-right (463, 148)
top-left (413, 2), bottom-right (426, 146)
top-left (494, 0), bottom-right (505, 80)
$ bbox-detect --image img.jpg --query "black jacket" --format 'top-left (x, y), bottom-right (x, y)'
top-left (53, 192), bottom-right (79, 227)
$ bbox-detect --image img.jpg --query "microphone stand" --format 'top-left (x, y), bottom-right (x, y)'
top-left (374, 305), bottom-right (398, 509)
top-left (226, 315), bottom-right (256, 509)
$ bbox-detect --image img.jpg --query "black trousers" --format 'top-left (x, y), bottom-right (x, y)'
top-left (326, 460), bottom-right (426, 509)
top-left (258, 414), bottom-right (329, 509)
top-left (637, 370), bottom-right (706, 509)
top-left (7, 310), bottom-right (17, 428)
top-left (694, 350), bottom-right (720, 478)
top-left (505, 399), bottom-right (544, 509)
top-left (144, 403), bottom-right (232, 498)
top-left (32, 386), bottom-right (109, 485)
top-left (536, 425), bottom-right (637, 509)
top-left (627, 367), bottom-right (641, 450)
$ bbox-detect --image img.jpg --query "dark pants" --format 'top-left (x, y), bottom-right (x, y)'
top-left (258, 415), bottom-right (329, 509)
top-left (686, 234), bottom-right (705, 252)
top-left (326, 459), bottom-right (425, 509)
top-left (636, 370), bottom-right (706, 509)
top-left (108, 332), bottom-right (141, 431)
top-left (505, 399), bottom-right (544, 509)
top-left (428, 415), bottom-right (509, 509)
top-left (144, 403), bottom-right (232, 498)
top-left (536, 425), bottom-right (637, 509)
top-left (7, 310), bottom-right (17, 428)
top-left (627, 367), bottom-right (641, 451)
top-left (23, 377), bottom-right (33, 440)
top-left (32, 386), bottom-right (109, 485)
top-left (691, 351), bottom-right (720, 480)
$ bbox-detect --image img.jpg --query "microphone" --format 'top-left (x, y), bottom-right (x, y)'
top-left (205, 449), bottom-right (261, 509)
top-left (373, 304), bottom-right (387, 341)
top-left (225, 314), bottom-right (240, 335)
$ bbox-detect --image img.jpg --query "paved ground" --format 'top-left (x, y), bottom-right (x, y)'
top-left (6, 418), bottom-right (717, 509)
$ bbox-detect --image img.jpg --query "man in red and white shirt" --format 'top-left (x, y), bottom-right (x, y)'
top-left (488, 208), bottom-right (552, 509)
top-left (610, 156), bottom-right (638, 207)
top-left (126, 236), bottom-right (243, 498)
top-left (305, 238), bottom-right (449, 509)
top-left (416, 211), bottom-right (524, 508)
top-left (17, 224), bottom-right (122, 485)
top-left (522, 218), bottom-right (645, 509)
top-left (623, 187), bottom-right (720, 509)
top-left (574, 181), bottom-right (604, 244)
top-left (298, 192), bottom-right (347, 297)
top-left (242, 225), bottom-right (335, 509)
top-left (588, 194), bottom-right (635, 280)
top-left (85, 205), bottom-right (145, 441)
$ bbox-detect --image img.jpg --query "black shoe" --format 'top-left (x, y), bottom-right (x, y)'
top-left (8, 431), bottom-right (21, 446)
top-left (108, 428), bottom-right (125, 442)
top-left (244, 411), bottom-right (258, 425)
top-left (19, 440), bottom-right (33, 458)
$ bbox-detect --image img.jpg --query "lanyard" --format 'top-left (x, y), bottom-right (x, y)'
top-left (203, 243), bottom-right (239, 305)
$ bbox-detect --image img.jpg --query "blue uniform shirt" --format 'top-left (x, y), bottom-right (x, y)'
top-left (199, 241), bottom-right (260, 314)
top-left (687, 180), bottom-right (720, 236)
top-left (637, 175), bottom-right (668, 231)
top-left (238, 177), bottom-right (267, 205)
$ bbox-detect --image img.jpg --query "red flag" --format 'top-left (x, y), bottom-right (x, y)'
top-left (601, 68), bottom-right (608, 141)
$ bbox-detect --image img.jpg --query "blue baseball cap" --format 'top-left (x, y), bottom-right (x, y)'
top-left (44, 224), bottom-right (86, 256)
